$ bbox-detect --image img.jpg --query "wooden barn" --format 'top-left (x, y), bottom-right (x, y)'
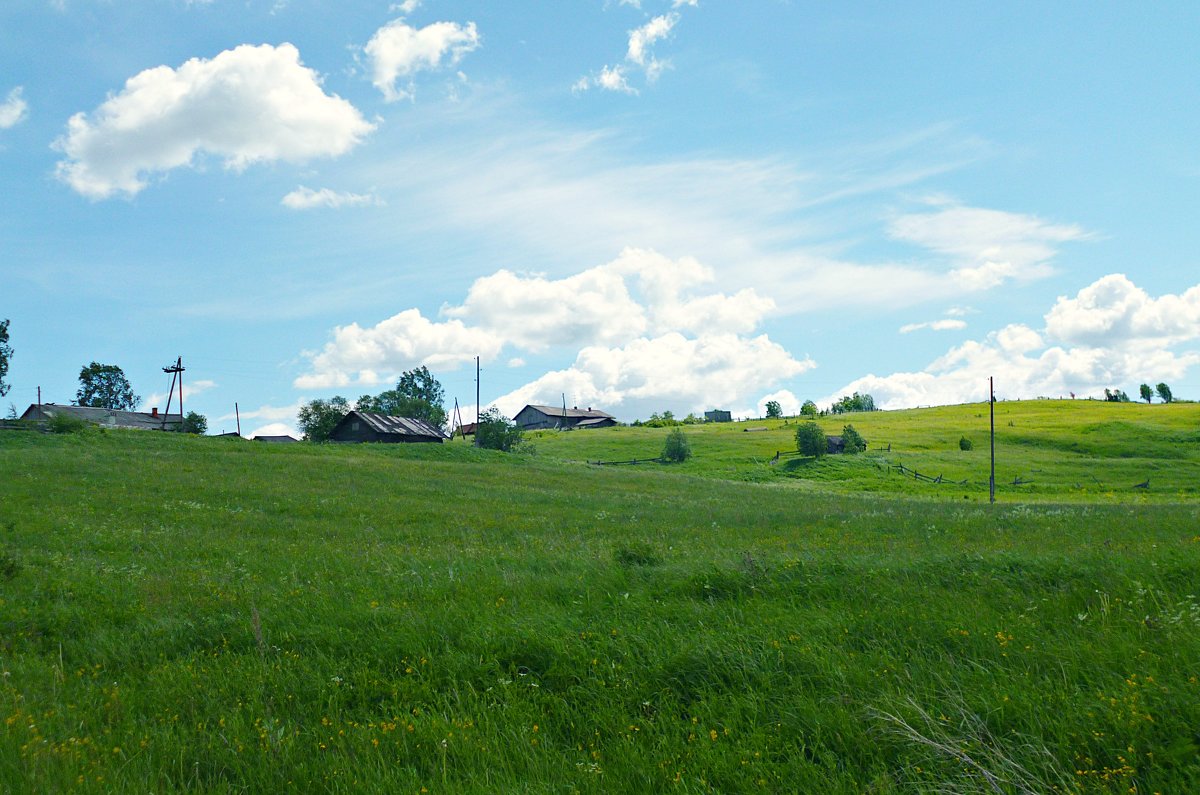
top-left (704, 409), bottom-right (732, 423)
top-left (826, 435), bottom-right (846, 454)
top-left (20, 403), bottom-right (183, 431)
top-left (328, 411), bottom-right (448, 444)
top-left (514, 404), bottom-right (617, 431)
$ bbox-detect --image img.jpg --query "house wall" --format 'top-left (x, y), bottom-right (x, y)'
top-left (515, 407), bottom-right (557, 430)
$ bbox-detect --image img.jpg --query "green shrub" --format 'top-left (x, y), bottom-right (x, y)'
top-left (662, 427), bottom-right (692, 462)
top-left (47, 413), bottom-right (88, 434)
top-left (181, 411), bottom-right (208, 434)
top-left (959, 435), bottom-right (974, 451)
top-left (475, 408), bottom-right (524, 452)
top-left (795, 422), bottom-right (826, 457)
top-left (842, 424), bottom-right (867, 453)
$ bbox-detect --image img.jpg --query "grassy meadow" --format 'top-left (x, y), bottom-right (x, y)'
top-left (1, 400), bottom-right (1199, 792)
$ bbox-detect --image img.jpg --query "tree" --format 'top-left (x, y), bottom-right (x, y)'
top-left (800, 400), bottom-right (818, 418)
top-left (1156, 383), bottom-right (1173, 404)
top-left (181, 411), bottom-right (207, 434)
top-left (0, 319), bottom-right (12, 398)
top-left (359, 366), bottom-right (447, 428)
top-left (475, 407), bottom-right (523, 451)
top-left (765, 400), bottom-right (782, 419)
top-left (1104, 388), bottom-right (1130, 403)
top-left (76, 362), bottom-right (139, 410)
top-left (841, 424), bottom-right (867, 454)
top-left (662, 427), bottom-right (692, 462)
top-left (831, 392), bottom-right (876, 414)
top-left (1139, 383), bottom-right (1153, 404)
top-left (795, 422), bottom-right (827, 458)
top-left (297, 396), bottom-right (350, 442)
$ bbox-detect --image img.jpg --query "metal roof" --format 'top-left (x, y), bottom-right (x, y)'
top-left (522, 404), bottom-right (615, 419)
top-left (348, 411), bottom-right (449, 439)
top-left (575, 417), bottom-right (616, 427)
top-left (21, 403), bottom-right (183, 431)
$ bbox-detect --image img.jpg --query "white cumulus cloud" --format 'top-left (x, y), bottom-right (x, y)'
top-left (492, 332), bottom-right (814, 419)
top-left (281, 186), bottom-right (380, 209)
top-left (54, 43), bottom-right (374, 199)
top-left (828, 274), bottom-right (1200, 409)
top-left (1044, 273), bottom-right (1200, 348)
top-left (294, 248), bottom-right (784, 405)
top-left (364, 19), bottom-right (480, 102)
top-left (295, 309), bottom-right (502, 389)
top-left (0, 87), bottom-right (28, 129)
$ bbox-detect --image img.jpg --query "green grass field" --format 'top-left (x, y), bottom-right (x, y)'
top-left (2, 400), bottom-right (1198, 792)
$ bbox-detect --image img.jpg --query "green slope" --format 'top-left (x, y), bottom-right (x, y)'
top-left (1, 420), bottom-right (1198, 792)
top-left (518, 399), bottom-right (1200, 501)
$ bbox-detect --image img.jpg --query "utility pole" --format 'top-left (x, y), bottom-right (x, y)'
top-left (161, 357), bottom-right (185, 431)
top-left (474, 356), bottom-right (480, 447)
top-left (989, 376), bottom-right (996, 504)
top-left (235, 402), bottom-right (241, 437)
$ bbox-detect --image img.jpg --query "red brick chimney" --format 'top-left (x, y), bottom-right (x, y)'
top-left (151, 407), bottom-right (159, 417)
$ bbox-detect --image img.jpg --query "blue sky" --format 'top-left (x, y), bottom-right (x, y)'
top-left (2, 0), bottom-right (1198, 436)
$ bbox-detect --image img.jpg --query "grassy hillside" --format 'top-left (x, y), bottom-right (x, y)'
top-left (520, 400), bottom-right (1200, 501)
top-left (1, 413), bottom-right (1198, 792)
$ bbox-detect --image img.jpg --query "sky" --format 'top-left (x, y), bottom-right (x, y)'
top-left (2, 1), bottom-right (1199, 438)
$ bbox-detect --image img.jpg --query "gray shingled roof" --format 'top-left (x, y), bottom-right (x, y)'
top-left (351, 411), bottom-right (449, 439)
top-left (21, 404), bottom-right (183, 431)
top-left (524, 404), bottom-right (614, 420)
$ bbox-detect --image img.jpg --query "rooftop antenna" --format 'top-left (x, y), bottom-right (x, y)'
top-left (161, 357), bottom-right (184, 431)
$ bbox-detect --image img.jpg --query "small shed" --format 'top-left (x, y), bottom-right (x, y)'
top-left (20, 403), bottom-right (183, 431)
top-left (514, 404), bottom-right (616, 431)
top-left (705, 409), bottom-right (732, 423)
top-left (826, 435), bottom-right (845, 454)
top-left (328, 411), bottom-right (448, 444)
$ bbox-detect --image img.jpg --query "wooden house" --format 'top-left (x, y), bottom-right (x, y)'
top-left (328, 411), bottom-right (448, 444)
top-left (704, 409), bottom-right (732, 423)
top-left (514, 404), bottom-right (616, 431)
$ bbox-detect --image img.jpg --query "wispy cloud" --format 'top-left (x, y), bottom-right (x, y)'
top-left (145, 379), bottom-right (217, 409)
top-left (899, 319), bottom-right (967, 334)
top-left (0, 87), bottom-right (28, 129)
top-left (576, 3), bottom-right (695, 93)
top-left (281, 186), bottom-right (381, 210)
top-left (889, 198), bottom-right (1091, 289)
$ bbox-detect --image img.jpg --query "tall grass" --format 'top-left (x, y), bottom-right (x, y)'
top-left (1, 421), bottom-right (1198, 792)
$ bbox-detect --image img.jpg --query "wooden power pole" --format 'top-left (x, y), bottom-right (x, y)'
top-left (989, 376), bottom-right (996, 504)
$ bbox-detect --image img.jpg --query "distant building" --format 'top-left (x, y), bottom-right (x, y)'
top-left (252, 435), bottom-right (299, 444)
top-left (826, 435), bottom-right (846, 454)
top-left (514, 404), bottom-right (617, 431)
top-left (704, 410), bottom-right (732, 423)
top-left (20, 403), bottom-right (183, 431)
top-left (328, 411), bottom-right (448, 444)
